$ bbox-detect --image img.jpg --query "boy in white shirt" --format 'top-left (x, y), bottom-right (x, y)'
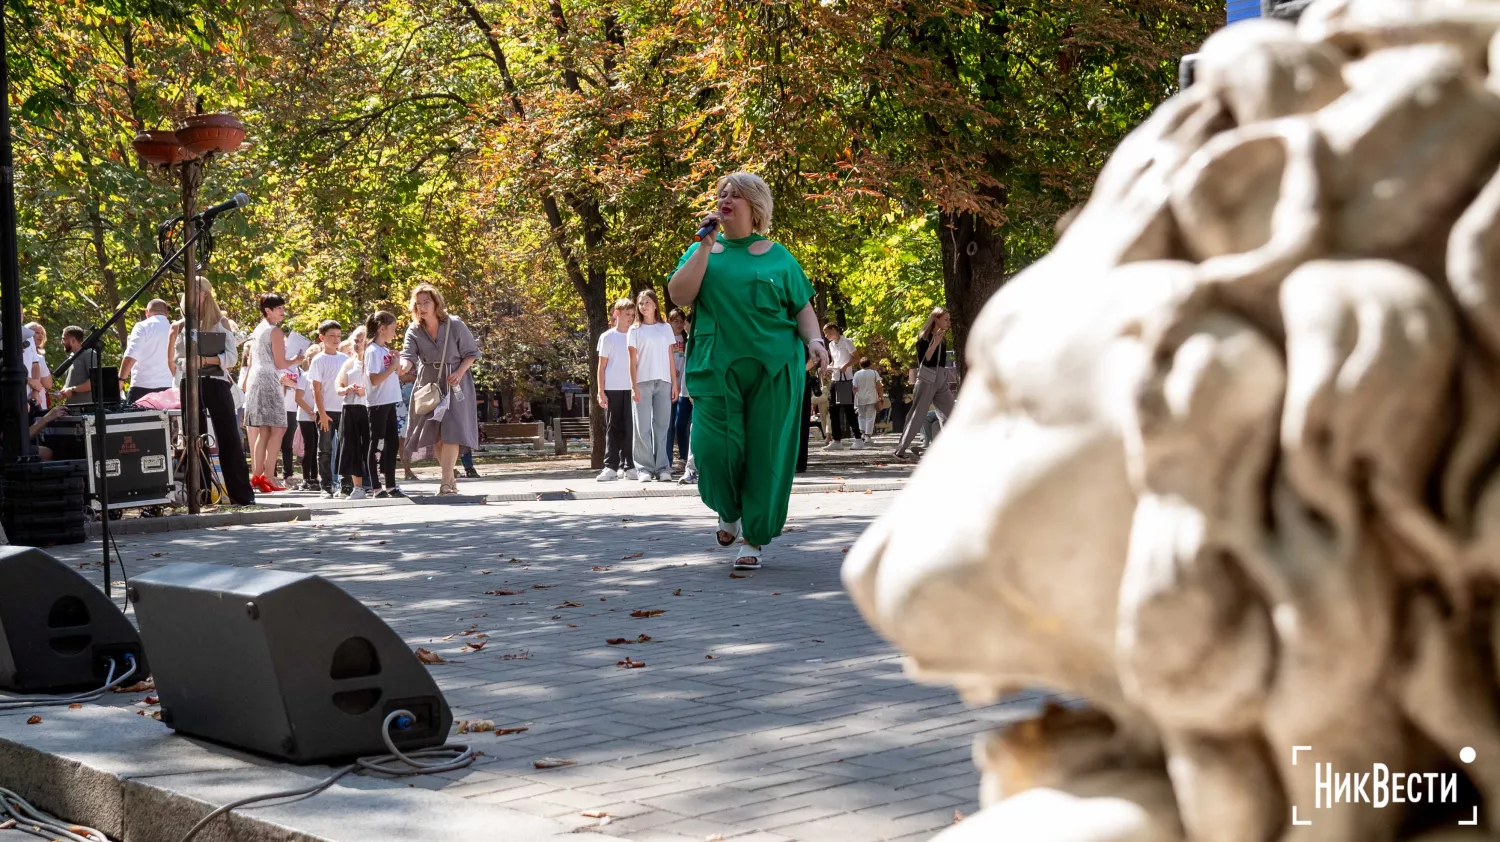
top-left (595, 299), bottom-right (637, 481)
top-left (852, 358), bottom-right (884, 440)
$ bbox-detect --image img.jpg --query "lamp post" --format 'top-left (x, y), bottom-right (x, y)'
top-left (133, 113), bottom-right (244, 514)
top-left (0, 11), bottom-right (32, 466)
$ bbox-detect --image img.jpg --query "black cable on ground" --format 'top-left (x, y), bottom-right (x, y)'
top-left (178, 710), bottom-right (474, 842)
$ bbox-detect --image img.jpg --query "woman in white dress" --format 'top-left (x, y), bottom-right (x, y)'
top-left (243, 293), bottom-right (304, 492)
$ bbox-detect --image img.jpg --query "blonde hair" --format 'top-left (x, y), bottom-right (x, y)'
top-left (635, 289), bottom-right (664, 325)
top-left (918, 307), bottom-right (949, 341)
top-left (715, 172), bottom-right (774, 235)
top-left (348, 325), bottom-right (368, 356)
top-left (409, 283), bottom-right (448, 323)
top-left (612, 298), bottom-right (636, 314)
top-left (179, 281), bottom-right (225, 332)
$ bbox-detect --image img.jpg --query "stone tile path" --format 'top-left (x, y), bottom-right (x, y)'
top-left (48, 490), bottom-right (1047, 841)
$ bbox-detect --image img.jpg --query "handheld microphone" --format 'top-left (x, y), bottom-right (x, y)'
top-left (194, 192), bottom-right (249, 222)
top-left (694, 216), bottom-right (719, 242)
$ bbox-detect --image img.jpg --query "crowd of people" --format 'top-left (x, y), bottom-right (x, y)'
top-left (16, 171), bottom-right (956, 565)
top-left (19, 281), bottom-right (482, 506)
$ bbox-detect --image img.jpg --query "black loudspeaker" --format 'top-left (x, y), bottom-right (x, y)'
top-left (0, 546), bottom-right (146, 692)
top-left (130, 562), bottom-right (452, 763)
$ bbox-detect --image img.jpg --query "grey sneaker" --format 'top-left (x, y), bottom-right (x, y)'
top-left (349, 487), bottom-right (368, 500)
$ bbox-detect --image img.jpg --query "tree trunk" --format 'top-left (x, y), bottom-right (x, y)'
top-left (937, 208), bottom-right (1006, 376)
top-left (85, 197), bottom-right (128, 348)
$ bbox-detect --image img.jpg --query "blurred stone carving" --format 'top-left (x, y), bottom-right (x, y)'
top-left (842, 1), bottom-right (1500, 839)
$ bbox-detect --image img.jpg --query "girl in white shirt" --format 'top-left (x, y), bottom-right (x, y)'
top-left (363, 311), bottom-right (404, 498)
top-left (627, 289), bottom-right (678, 481)
top-left (336, 326), bottom-right (372, 499)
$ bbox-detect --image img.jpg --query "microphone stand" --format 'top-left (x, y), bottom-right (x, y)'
top-left (52, 219), bottom-right (214, 600)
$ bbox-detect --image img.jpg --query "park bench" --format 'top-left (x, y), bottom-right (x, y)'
top-left (479, 422), bottom-right (546, 451)
top-left (552, 417), bottom-right (592, 455)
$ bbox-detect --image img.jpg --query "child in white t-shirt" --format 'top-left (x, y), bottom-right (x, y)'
top-left (852, 358), bottom-right (884, 439)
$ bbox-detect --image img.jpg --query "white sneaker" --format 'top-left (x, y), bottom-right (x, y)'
top-left (597, 468), bottom-right (618, 482)
top-left (349, 487), bottom-right (368, 500)
top-left (850, 439), bottom-right (868, 451)
top-left (639, 471), bottom-right (654, 483)
top-left (822, 439), bottom-right (841, 450)
top-left (657, 470), bottom-right (673, 482)
top-left (623, 469), bottom-right (639, 481)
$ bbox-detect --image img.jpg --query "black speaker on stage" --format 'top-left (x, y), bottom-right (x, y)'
top-left (130, 562), bottom-right (452, 763)
top-left (0, 546), bottom-right (146, 692)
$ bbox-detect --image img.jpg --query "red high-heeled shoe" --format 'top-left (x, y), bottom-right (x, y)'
top-left (251, 474), bottom-right (274, 493)
top-left (263, 476), bottom-right (287, 492)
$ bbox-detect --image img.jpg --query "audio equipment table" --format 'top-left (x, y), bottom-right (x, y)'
top-left (45, 410), bottom-right (174, 510)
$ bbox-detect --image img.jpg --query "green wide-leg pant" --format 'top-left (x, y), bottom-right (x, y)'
top-left (691, 356), bottom-right (802, 547)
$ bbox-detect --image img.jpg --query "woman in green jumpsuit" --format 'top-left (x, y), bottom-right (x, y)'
top-left (668, 172), bottom-right (831, 569)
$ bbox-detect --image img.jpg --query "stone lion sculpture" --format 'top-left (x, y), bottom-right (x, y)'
top-left (842, 1), bottom-right (1500, 840)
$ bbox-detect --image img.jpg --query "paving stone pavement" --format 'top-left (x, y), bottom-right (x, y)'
top-left (45, 490), bottom-right (1051, 842)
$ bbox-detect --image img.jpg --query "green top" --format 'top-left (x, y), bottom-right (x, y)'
top-left (675, 233), bottom-right (814, 398)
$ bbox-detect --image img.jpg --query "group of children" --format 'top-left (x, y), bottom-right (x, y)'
top-left (595, 290), bottom-right (696, 483)
top-left (273, 313), bottom-right (407, 499)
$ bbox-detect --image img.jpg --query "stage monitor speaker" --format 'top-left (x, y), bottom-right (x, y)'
top-left (130, 562), bottom-right (452, 763)
top-left (0, 546), bottom-right (147, 693)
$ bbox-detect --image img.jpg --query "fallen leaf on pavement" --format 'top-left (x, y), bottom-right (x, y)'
top-left (630, 609), bottom-right (664, 618)
top-left (591, 566), bottom-right (611, 572)
top-left (707, 835), bottom-right (725, 841)
top-left (0, 819), bottom-right (14, 830)
top-left (150, 552), bottom-right (164, 558)
top-left (954, 810), bottom-right (965, 824)
top-left (442, 633), bottom-right (457, 641)
top-left (506, 557), bottom-right (524, 564)
top-left (415, 648), bottom-right (446, 665)
top-left (672, 589), bottom-right (682, 596)
top-left (68, 703), bottom-right (83, 709)
top-left (581, 810), bottom-right (609, 819)
top-left (532, 584), bottom-right (554, 590)
top-left (533, 758), bottom-right (576, 769)
top-left (771, 592), bottom-right (781, 596)
top-left (606, 635), bottom-right (652, 645)
top-left (567, 624), bottom-right (578, 628)
top-left (705, 655), bottom-right (716, 659)
top-left (114, 678), bottom-right (154, 693)
top-left (485, 590), bottom-right (523, 596)
top-left (551, 615), bottom-right (563, 620)
top-left (621, 552), bottom-right (644, 559)
top-left (144, 695), bottom-right (160, 705)
top-left (478, 570), bottom-right (492, 575)
top-left (26, 716), bottom-right (41, 724)
top-left (464, 641), bottom-right (487, 651)
top-left (500, 650), bottom-right (532, 660)
top-left (616, 657), bottom-right (646, 669)
top-left (729, 573), bottom-right (747, 579)
top-left (495, 727), bottom-right (529, 736)
top-left (455, 720), bottom-right (496, 734)
top-left (557, 601), bottom-right (583, 608)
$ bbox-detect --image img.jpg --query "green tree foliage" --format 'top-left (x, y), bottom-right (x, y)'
top-left (8, 0), bottom-right (1218, 454)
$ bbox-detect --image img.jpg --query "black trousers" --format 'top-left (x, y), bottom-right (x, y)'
top-left (199, 377), bottom-right (255, 505)
top-left (281, 411), bottom-right (297, 478)
top-left (127, 385), bottom-right (168, 403)
top-left (604, 389), bottom-right (633, 471)
top-left (298, 420), bottom-right (320, 486)
top-left (829, 400), bottom-right (862, 441)
top-left (340, 405), bottom-right (371, 485)
top-left (369, 403), bottom-right (399, 489)
top-left (318, 410), bottom-right (342, 492)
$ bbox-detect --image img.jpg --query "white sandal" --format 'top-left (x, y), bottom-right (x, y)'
top-left (716, 518), bottom-right (741, 547)
top-left (733, 544), bottom-right (762, 570)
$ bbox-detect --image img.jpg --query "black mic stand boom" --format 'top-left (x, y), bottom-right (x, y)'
top-left (52, 221), bottom-right (213, 600)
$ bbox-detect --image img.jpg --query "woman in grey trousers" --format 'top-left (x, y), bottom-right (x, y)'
top-left (893, 307), bottom-right (956, 459)
top-left (627, 289), bottom-right (679, 481)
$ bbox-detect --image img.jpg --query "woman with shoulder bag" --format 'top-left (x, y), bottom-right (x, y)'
top-left (168, 281), bottom-right (255, 505)
top-left (821, 322), bottom-right (864, 450)
top-left (400, 283), bottom-right (480, 495)
top-left (893, 307), bottom-right (956, 460)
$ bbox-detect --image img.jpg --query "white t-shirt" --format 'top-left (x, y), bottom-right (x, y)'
top-left (596, 329), bottom-right (631, 391)
top-left (853, 368), bottom-right (882, 406)
top-left (123, 314), bottom-right (174, 389)
top-left (279, 332), bottom-right (312, 411)
top-left (309, 351), bottom-right (348, 412)
top-left (295, 373), bottom-right (317, 422)
top-left (829, 336), bottom-right (856, 381)
top-left (365, 343), bottom-right (402, 407)
top-left (627, 322), bottom-right (674, 385)
top-left (340, 357), bottom-right (369, 407)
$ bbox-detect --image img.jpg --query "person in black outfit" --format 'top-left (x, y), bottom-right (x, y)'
top-left (170, 282), bottom-right (255, 504)
top-left (893, 307), bottom-right (956, 459)
top-left (796, 360), bottom-right (821, 473)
